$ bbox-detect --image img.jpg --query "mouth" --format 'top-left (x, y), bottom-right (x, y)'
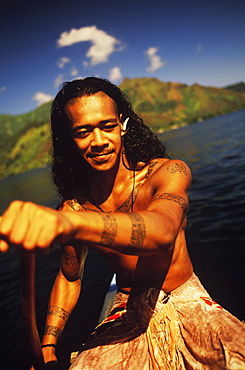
top-left (88, 151), bottom-right (113, 160)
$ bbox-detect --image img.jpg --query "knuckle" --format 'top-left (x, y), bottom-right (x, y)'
top-left (46, 213), bottom-right (59, 228)
top-left (22, 201), bottom-right (35, 212)
top-left (7, 200), bottom-right (24, 212)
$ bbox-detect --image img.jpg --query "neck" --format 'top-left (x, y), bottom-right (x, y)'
top-left (86, 153), bottom-right (134, 205)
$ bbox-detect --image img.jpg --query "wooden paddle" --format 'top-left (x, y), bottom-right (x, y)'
top-left (0, 216), bottom-right (45, 370)
top-left (21, 250), bottom-right (45, 370)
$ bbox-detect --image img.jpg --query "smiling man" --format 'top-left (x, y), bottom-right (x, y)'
top-left (0, 78), bottom-right (245, 369)
top-left (68, 92), bottom-right (124, 171)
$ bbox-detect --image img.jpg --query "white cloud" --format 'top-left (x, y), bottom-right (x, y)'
top-left (70, 67), bottom-right (79, 77)
top-left (58, 57), bottom-right (71, 68)
top-left (145, 47), bottom-right (166, 72)
top-left (83, 60), bottom-right (89, 68)
top-left (109, 67), bottom-right (123, 83)
top-left (0, 86), bottom-right (7, 94)
top-left (54, 74), bottom-right (65, 88)
top-left (33, 92), bottom-right (53, 106)
top-left (57, 25), bottom-right (122, 65)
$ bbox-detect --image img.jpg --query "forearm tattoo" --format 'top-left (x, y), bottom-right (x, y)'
top-left (100, 213), bottom-right (118, 247)
top-left (153, 192), bottom-right (187, 210)
top-left (44, 325), bottom-right (62, 339)
top-left (167, 162), bottom-right (188, 175)
top-left (48, 305), bottom-right (70, 322)
top-left (123, 213), bottom-right (146, 255)
top-left (61, 251), bottom-right (79, 266)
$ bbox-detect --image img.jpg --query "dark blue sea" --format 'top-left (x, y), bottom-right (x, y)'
top-left (0, 110), bottom-right (245, 370)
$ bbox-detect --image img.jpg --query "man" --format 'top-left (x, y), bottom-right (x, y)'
top-left (0, 77), bottom-right (244, 369)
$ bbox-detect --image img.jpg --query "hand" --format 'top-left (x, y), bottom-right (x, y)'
top-left (28, 343), bottom-right (58, 369)
top-left (42, 346), bottom-right (58, 369)
top-left (0, 200), bottom-right (75, 252)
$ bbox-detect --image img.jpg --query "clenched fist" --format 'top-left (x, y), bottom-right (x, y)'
top-left (0, 201), bottom-right (75, 252)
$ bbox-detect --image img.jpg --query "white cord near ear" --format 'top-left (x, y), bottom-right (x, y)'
top-left (122, 117), bottom-right (129, 131)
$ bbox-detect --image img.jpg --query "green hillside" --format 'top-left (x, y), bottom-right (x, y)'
top-left (0, 101), bottom-right (52, 178)
top-left (1, 78), bottom-right (245, 179)
top-left (120, 78), bottom-right (245, 131)
top-left (224, 82), bottom-right (245, 94)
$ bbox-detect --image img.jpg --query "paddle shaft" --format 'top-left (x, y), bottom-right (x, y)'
top-left (0, 215), bottom-right (45, 370)
top-left (21, 251), bottom-right (45, 370)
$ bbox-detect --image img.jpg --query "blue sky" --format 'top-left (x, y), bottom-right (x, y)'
top-left (0, 0), bottom-right (244, 115)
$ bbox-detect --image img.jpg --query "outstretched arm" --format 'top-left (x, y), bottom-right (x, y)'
top-left (0, 160), bottom-right (191, 255)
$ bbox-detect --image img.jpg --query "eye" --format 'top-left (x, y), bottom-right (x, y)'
top-left (103, 123), bottom-right (118, 132)
top-left (73, 129), bottom-right (91, 138)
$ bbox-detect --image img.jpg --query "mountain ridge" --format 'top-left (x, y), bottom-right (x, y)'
top-left (1, 78), bottom-right (245, 179)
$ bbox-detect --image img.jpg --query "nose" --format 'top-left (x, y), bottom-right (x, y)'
top-left (91, 128), bottom-right (108, 147)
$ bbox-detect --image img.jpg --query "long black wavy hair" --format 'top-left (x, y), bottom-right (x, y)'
top-left (51, 77), bottom-right (168, 200)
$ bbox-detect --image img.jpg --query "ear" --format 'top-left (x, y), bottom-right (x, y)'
top-left (120, 117), bottom-right (129, 136)
top-left (119, 114), bottom-right (128, 136)
top-left (122, 117), bottom-right (129, 131)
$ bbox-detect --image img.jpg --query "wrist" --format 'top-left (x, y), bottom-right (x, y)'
top-left (42, 344), bottom-right (57, 349)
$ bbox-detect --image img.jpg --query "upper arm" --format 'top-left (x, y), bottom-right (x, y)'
top-left (57, 200), bottom-right (88, 281)
top-left (60, 244), bottom-right (88, 281)
top-left (147, 159), bottom-right (191, 226)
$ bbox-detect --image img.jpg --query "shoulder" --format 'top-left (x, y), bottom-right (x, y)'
top-left (150, 158), bottom-right (192, 190)
top-left (159, 158), bottom-right (191, 176)
top-left (150, 158), bottom-right (191, 175)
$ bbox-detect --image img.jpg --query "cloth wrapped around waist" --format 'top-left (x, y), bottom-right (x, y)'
top-left (69, 273), bottom-right (245, 370)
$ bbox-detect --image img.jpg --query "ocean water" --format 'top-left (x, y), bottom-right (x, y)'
top-left (0, 109), bottom-right (245, 369)
top-left (161, 109), bottom-right (245, 320)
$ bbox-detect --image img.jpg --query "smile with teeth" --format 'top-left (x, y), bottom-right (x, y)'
top-left (89, 151), bottom-right (112, 159)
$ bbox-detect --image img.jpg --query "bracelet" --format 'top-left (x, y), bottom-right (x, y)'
top-left (41, 344), bottom-right (57, 349)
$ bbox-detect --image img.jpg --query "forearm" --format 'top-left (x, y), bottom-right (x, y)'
top-left (42, 270), bottom-right (81, 346)
top-left (64, 209), bottom-right (180, 256)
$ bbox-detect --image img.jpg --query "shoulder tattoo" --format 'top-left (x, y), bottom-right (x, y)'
top-left (99, 213), bottom-right (118, 247)
top-left (152, 192), bottom-right (187, 210)
top-left (48, 305), bottom-right (70, 322)
top-left (167, 162), bottom-right (188, 175)
top-left (123, 213), bottom-right (146, 255)
top-left (61, 251), bottom-right (79, 266)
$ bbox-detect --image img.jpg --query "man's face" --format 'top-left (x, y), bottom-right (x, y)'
top-left (66, 92), bottom-right (125, 172)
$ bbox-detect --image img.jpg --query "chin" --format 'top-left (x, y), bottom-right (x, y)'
top-left (90, 163), bottom-right (116, 172)
top-left (87, 155), bottom-right (119, 171)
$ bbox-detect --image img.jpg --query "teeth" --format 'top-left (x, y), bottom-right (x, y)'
top-left (93, 153), bottom-right (109, 157)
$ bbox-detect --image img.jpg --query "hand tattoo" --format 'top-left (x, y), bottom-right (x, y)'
top-left (100, 213), bottom-right (118, 247)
